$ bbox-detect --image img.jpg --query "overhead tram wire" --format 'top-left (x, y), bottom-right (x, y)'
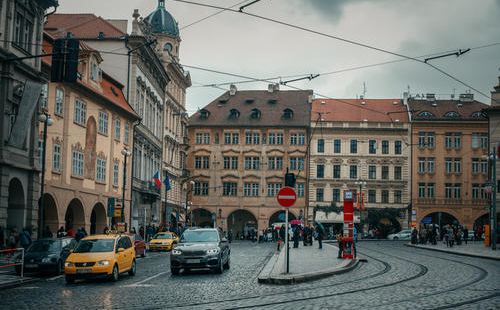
top-left (171, 0), bottom-right (497, 103)
top-left (180, 0), bottom-right (252, 30)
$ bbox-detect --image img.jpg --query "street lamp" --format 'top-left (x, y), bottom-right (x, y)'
top-left (184, 180), bottom-right (195, 227)
top-left (38, 112), bottom-right (53, 239)
top-left (121, 148), bottom-right (131, 226)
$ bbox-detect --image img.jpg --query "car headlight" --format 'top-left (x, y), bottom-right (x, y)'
top-left (65, 262), bottom-right (75, 267)
top-left (97, 260), bottom-right (110, 266)
top-left (206, 248), bottom-right (220, 255)
top-left (172, 249), bottom-right (182, 255)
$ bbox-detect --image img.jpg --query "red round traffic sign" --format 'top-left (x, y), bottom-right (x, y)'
top-left (277, 186), bottom-right (297, 208)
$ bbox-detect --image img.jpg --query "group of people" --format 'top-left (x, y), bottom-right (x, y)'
top-left (411, 224), bottom-right (484, 247)
top-left (0, 226), bottom-right (33, 250)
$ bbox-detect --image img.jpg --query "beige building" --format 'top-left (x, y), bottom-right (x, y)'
top-left (408, 94), bottom-right (489, 230)
top-left (39, 34), bottom-right (139, 234)
top-left (485, 77), bottom-right (500, 229)
top-left (310, 99), bottom-right (410, 235)
top-left (187, 87), bottom-right (312, 234)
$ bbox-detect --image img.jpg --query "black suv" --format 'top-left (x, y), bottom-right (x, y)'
top-left (170, 228), bottom-right (230, 275)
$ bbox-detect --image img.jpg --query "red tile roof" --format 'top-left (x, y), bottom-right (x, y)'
top-left (311, 99), bottom-right (409, 123)
top-left (45, 14), bottom-right (126, 39)
top-left (408, 99), bottom-right (488, 121)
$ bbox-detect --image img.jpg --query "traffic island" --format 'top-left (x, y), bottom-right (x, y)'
top-left (258, 243), bottom-right (360, 285)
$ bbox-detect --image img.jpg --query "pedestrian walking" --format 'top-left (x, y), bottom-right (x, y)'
top-left (315, 225), bottom-right (323, 249)
top-left (292, 226), bottom-right (299, 248)
top-left (463, 227), bottom-right (469, 245)
top-left (19, 227), bottom-right (32, 250)
top-left (336, 233), bottom-right (343, 258)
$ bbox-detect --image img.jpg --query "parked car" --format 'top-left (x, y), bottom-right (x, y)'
top-left (129, 234), bottom-right (146, 257)
top-left (16, 237), bottom-right (77, 275)
top-left (148, 232), bottom-right (179, 251)
top-left (170, 228), bottom-right (230, 275)
top-left (64, 234), bottom-right (136, 283)
top-left (387, 229), bottom-right (412, 240)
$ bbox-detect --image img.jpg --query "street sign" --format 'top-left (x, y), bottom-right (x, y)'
top-left (277, 187), bottom-right (296, 208)
top-left (107, 197), bottom-right (115, 218)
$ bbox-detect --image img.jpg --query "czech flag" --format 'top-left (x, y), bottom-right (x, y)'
top-left (152, 171), bottom-right (161, 188)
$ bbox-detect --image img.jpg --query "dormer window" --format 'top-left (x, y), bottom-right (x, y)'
top-left (199, 109), bottom-right (210, 120)
top-left (90, 62), bottom-right (99, 81)
top-left (283, 108), bottom-right (294, 120)
top-left (444, 111), bottom-right (460, 118)
top-left (229, 109), bottom-right (240, 119)
top-left (250, 108), bottom-right (261, 119)
top-left (471, 111), bottom-right (483, 118)
top-left (418, 111), bottom-right (434, 118)
top-left (245, 99), bottom-right (255, 104)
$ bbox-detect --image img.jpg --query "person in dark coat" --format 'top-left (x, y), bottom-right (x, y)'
top-left (315, 225), bottom-right (323, 249)
top-left (19, 228), bottom-right (32, 250)
top-left (303, 226), bottom-right (310, 246)
top-left (57, 226), bottom-right (66, 238)
top-left (293, 226), bottom-right (299, 248)
top-left (463, 226), bottom-right (469, 245)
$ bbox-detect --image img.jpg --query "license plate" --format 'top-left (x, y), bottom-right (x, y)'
top-left (76, 268), bottom-right (92, 274)
top-left (25, 264), bottom-right (38, 268)
top-left (186, 259), bottom-right (200, 264)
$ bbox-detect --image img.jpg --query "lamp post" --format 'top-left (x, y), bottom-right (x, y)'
top-left (38, 112), bottom-right (53, 239)
top-left (121, 148), bottom-right (131, 226)
top-left (184, 180), bottom-right (195, 227)
top-left (354, 180), bottom-right (367, 231)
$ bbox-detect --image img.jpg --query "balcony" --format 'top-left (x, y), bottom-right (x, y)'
top-left (132, 178), bottom-right (161, 196)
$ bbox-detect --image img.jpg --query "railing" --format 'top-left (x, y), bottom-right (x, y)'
top-left (415, 198), bottom-right (489, 206)
top-left (0, 248), bottom-right (24, 277)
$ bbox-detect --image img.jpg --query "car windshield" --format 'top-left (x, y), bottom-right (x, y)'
top-left (154, 233), bottom-right (174, 239)
top-left (181, 230), bottom-right (219, 243)
top-left (28, 240), bottom-right (60, 253)
top-left (74, 239), bottom-right (115, 253)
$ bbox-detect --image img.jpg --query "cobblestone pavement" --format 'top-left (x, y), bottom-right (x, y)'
top-left (0, 241), bottom-right (498, 309)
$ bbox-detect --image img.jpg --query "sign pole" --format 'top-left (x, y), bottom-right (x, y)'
top-left (285, 208), bottom-right (289, 273)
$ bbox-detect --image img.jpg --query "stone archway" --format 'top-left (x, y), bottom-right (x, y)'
top-left (420, 211), bottom-right (459, 229)
top-left (65, 198), bottom-right (85, 231)
top-left (42, 193), bottom-right (59, 234)
top-left (268, 210), bottom-right (297, 227)
top-left (191, 208), bottom-right (213, 228)
top-left (227, 209), bottom-right (258, 240)
top-left (90, 203), bottom-right (107, 234)
top-left (7, 178), bottom-right (25, 232)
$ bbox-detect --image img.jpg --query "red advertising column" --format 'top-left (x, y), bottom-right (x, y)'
top-left (342, 190), bottom-right (355, 259)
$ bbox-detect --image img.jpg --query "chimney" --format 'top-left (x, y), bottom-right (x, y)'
top-left (229, 84), bottom-right (237, 96)
top-left (268, 84), bottom-right (274, 93)
top-left (403, 92), bottom-right (409, 106)
top-left (273, 83), bottom-right (280, 92)
top-left (459, 93), bottom-right (474, 102)
top-left (426, 93), bottom-right (435, 102)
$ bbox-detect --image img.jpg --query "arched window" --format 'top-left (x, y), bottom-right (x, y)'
top-left (229, 109), bottom-right (240, 119)
top-left (444, 111), bottom-right (461, 118)
top-left (471, 111), bottom-right (484, 118)
top-left (163, 43), bottom-right (173, 52)
top-left (417, 111), bottom-right (434, 118)
top-left (283, 108), bottom-right (294, 119)
top-left (199, 109), bottom-right (210, 120)
top-left (250, 108), bottom-right (261, 119)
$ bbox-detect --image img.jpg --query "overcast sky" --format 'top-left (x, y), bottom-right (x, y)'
top-left (57, 0), bottom-right (500, 114)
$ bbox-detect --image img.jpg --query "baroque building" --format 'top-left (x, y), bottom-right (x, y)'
top-left (309, 98), bottom-right (410, 236)
top-left (187, 86), bottom-right (312, 234)
top-left (0, 0), bottom-right (58, 240)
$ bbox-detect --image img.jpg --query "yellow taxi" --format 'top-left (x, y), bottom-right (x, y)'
top-left (148, 232), bottom-right (179, 251)
top-left (64, 234), bottom-right (136, 283)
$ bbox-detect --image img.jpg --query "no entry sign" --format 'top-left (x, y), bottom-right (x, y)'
top-left (277, 186), bottom-right (297, 208)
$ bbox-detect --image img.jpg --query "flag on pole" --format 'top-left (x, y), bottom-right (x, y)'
top-left (152, 171), bottom-right (161, 188)
top-left (163, 175), bottom-right (171, 191)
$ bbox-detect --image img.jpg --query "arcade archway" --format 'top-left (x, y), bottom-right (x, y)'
top-left (42, 193), bottom-right (59, 234)
top-left (227, 209), bottom-right (257, 239)
top-left (191, 208), bottom-right (213, 228)
top-left (90, 203), bottom-right (107, 234)
top-left (65, 198), bottom-right (85, 231)
top-left (7, 178), bottom-right (25, 232)
top-left (420, 211), bottom-right (459, 228)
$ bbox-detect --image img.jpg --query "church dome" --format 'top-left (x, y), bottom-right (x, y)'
top-left (145, 0), bottom-right (180, 37)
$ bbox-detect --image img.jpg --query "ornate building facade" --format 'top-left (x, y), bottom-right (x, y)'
top-left (187, 87), bottom-right (312, 233)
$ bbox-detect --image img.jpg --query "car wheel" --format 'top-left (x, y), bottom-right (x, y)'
top-left (223, 257), bottom-right (230, 270)
top-left (65, 275), bottom-right (75, 284)
top-left (111, 265), bottom-right (119, 282)
top-left (170, 268), bottom-right (179, 275)
top-left (128, 260), bottom-right (136, 276)
top-left (214, 259), bottom-right (223, 274)
top-left (393, 237), bottom-right (399, 240)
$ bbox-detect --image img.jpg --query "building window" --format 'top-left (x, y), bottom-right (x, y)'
top-left (195, 156), bottom-right (210, 169)
top-left (394, 190), bottom-right (402, 203)
top-left (52, 144), bottom-right (61, 172)
top-left (268, 156), bottom-right (283, 170)
top-left (317, 139), bottom-right (325, 153)
top-left (194, 181), bottom-right (209, 196)
top-left (418, 132), bottom-right (426, 148)
top-left (90, 62), bottom-right (99, 81)
top-left (74, 99), bottom-right (86, 125)
top-left (454, 158), bottom-right (461, 174)
top-left (454, 183), bottom-right (461, 199)
top-left (13, 3), bottom-right (34, 52)
top-left (72, 150), bottom-right (84, 177)
top-left (268, 132), bottom-right (284, 145)
top-left (381, 166), bottom-right (389, 180)
top-left (427, 157), bottom-right (435, 173)
top-left (333, 189), bottom-right (340, 202)
top-left (245, 131), bottom-right (260, 144)
top-left (445, 133), bottom-right (453, 149)
top-left (267, 183), bottom-right (282, 196)
top-left (316, 188), bottom-right (324, 202)
top-left (427, 132), bottom-right (435, 148)
top-left (296, 183), bottom-right (305, 197)
top-left (472, 133), bottom-right (488, 149)
top-left (480, 159), bottom-right (488, 174)
top-left (368, 166), bottom-right (376, 179)
top-left (453, 133), bottom-right (462, 149)
top-left (418, 183), bottom-right (426, 198)
top-left (350, 139), bottom-right (358, 154)
top-left (195, 132), bottom-right (210, 144)
top-left (124, 122), bottom-right (130, 144)
top-left (244, 156), bottom-right (260, 170)
top-left (333, 139), bottom-right (341, 153)
top-left (394, 166), bottom-right (402, 180)
top-left (55, 88), bottom-right (64, 115)
top-left (445, 158), bottom-right (452, 174)
top-left (349, 165), bottom-right (357, 179)
top-left (316, 164), bottom-right (324, 178)
top-left (394, 140), bottom-right (402, 155)
top-left (445, 183), bottom-right (453, 199)
top-left (244, 183), bottom-right (260, 197)
top-left (369, 140), bottom-right (377, 154)
top-left (96, 158), bottom-right (106, 183)
top-left (114, 118), bottom-right (121, 141)
top-left (98, 111), bottom-right (108, 135)
top-left (368, 190), bottom-right (376, 203)
top-left (381, 140), bottom-right (389, 154)
top-left (223, 182), bottom-right (237, 196)
top-left (113, 161), bottom-right (119, 187)
top-left (224, 132), bottom-right (239, 144)
top-left (289, 157), bottom-right (304, 170)
top-left (223, 156), bottom-right (238, 170)
top-left (290, 132), bottom-right (305, 145)
top-left (333, 165), bottom-right (341, 179)
top-left (381, 190), bottom-right (389, 203)
top-left (427, 183), bottom-right (435, 198)
top-left (418, 157), bottom-right (425, 173)
top-left (39, 84), bottom-right (48, 110)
